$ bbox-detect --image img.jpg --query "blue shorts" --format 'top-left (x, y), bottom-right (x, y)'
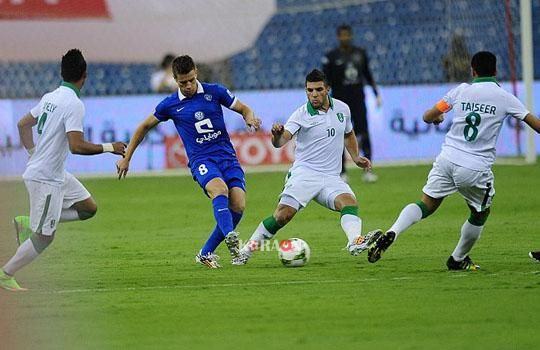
top-left (190, 156), bottom-right (246, 194)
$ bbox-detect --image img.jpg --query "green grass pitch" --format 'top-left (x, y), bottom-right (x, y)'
top-left (1, 164), bottom-right (539, 349)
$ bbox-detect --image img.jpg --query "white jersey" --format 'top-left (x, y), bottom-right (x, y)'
top-left (23, 83), bottom-right (85, 186)
top-left (284, 97), bottom-right (353, 175)
top-left (437, 77), bottom-right (529, 171)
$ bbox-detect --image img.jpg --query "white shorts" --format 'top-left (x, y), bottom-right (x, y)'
top-left (422, 156), bottom-right (495, 212)
top-left (25, 172), bottom-right (91, 236)
top-left (279, 167), bottom-right (355, 211)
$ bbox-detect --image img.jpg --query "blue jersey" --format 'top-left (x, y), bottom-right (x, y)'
top-left (154, 81), bottom-right (238, 163)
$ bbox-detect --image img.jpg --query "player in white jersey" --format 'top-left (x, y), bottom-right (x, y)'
top-left (367, 51), bottom-right (540, 270)
top-left (233, 69), bottom-right (374, 265)
top-left (0, 49), bottom-right (126, 291)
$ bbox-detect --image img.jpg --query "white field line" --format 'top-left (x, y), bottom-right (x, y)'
top-left (34, 270), bottom-right (540, 295)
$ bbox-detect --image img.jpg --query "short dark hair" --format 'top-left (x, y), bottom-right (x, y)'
top-left (160, 54), bottom-right (176, 69)
top-left (337, 24), bottom-right (352, 35)
top-left (471, 51), bottom-right (496, 77)
top-left (305, 69), bottom-right (328, 86)
top-left (61, 49), bottom-right (86, 82)
top-left (172, 55), bottom-right (196, 78)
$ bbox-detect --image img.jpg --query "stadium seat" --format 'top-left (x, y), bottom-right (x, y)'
top-left (1, 0), bottom-right (539, 97)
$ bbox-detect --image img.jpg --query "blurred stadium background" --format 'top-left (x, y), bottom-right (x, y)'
top-left (1, 0), bottom-right (539, 177)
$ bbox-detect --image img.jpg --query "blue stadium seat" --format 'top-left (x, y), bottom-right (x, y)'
top-left (1, 0), bottom-right (539, 97)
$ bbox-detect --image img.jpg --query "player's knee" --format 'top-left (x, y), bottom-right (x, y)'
top-left (73, 198), bottom-right (97, 220)
top-left (30, 232), bottom-right (54, 254)
top-left (334, 194), bottom-right (357, 211)
top-left (78, 207), bottom-right (97, 220)
top-left (206, 181), bottom-right (229, 198)
top-left (468, 207), bottom-right (490, 226)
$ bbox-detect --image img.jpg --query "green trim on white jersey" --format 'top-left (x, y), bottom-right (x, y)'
top-left (306, 96), bottom-right (334, 116)
top-left (472, 77), bottom-right (499, 86)
top-left (61, 81), bottom-right (81, 97)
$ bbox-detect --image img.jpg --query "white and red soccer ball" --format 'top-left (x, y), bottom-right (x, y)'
top-left (278, 238), bottom-right (310, 267)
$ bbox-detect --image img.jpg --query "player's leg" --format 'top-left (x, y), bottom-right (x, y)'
top-left (234, 201), bottom-right (298, 265)
top-left (356, 98), bottom-right (377, 183)
top-left (200, 186), bottom-right (245, 259)
top-left (333, 193), bottom-right (369, 255)
top-left (67, 197), bottom-right (97, 221)
top-left (314, 177), bottom-right (373, 255)
top-left (1, 181), bottom-right (62, 291)
top-left (447, 168), bottom-right (494, 270)
top-left (192, 177), bottom-right (235, 268)
top-left (390, 193), bottom-right (443, 238)
top-left (235, 169), bottom-right (319, 265)
top-left (204, 175), bottom-right (235, 237)
top-left (228, 187), bottom-right (245, 228)
top-left (192, 158), bottom-right (236, 241)
top-left (367, 193), bottom-right (443, 263)
top-left (200, 159), bottom-right (247, 261)
top-left (446, 205), bottom-right (488, 271)
top-left (13, 173), bottom-right (94, 245)
top-left (368, 158), bottom-right (455, 263)
top-left (251, 202), bottom-right (298, 248)
top-left (60, 173), bottom-right (95, 222)
top-left (355, 96), bottom-right (371, 159)
top-left (190, 159), bottom-right (232, 267)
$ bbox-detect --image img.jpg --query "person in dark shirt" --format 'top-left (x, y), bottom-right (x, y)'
top-left (322, 24), bottom-right (381, 183)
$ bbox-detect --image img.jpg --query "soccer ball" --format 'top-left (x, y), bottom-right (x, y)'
top-left (278, 238), bottom-right (310, 267)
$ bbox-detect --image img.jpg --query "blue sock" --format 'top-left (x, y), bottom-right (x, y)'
top-left (212, 195), bottom-right (234, 238)
top-left (231, 210), bottom-right (243, 229)
top-left (201, 210), bottom-right (243, 255)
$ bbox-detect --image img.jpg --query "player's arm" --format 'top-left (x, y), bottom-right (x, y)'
top-left (17, 113), bottom-right (37, 154)
top-left (230, 100), bottom-right (261, 131)
top-left (116, 115), bottom-right (160, 179)
top-left (344, 131), bottom-right (371, 170)
top-left (362, 50), bottom-right (381, 107)
top-left (271, 123), bottom-right (293, 148)
top-left (423, 100), bottom-right (449, 125)
top-left (523, 113), bottom-right (540, 133)
top-left (67, 132), bottom-right (126, 156)
top-left (321, 53), bottom-right (333, 89)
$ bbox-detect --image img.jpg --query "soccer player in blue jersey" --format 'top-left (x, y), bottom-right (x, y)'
top-left (116, 55), bottom-right (261, 268)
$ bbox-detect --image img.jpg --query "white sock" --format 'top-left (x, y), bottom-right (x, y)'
top-left (452, 220), bottom-right (483, 261)
top-left (389, 203), bottom-right (423, 238)
top-left (341, 214), bottom-right (362, 243)
top-left (60, 208), bottom-right (80, 222)
top-left (3, 239), bottom-right (40, 276)
top-left (241, 222), bottom-right (273, 256)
